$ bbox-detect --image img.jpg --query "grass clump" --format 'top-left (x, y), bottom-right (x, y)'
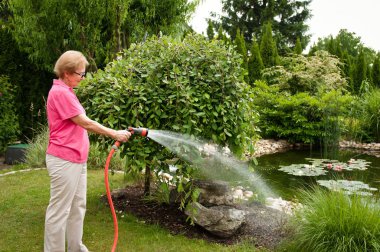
top-left (24, 125), bottom-right (49, 168)
top-left (282, 187), bottom-right (380, 252)
top-left (24, 125), bottom-right (127, 170)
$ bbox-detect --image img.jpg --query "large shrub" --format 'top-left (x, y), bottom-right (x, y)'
top-left (253, 51), bottom-right (353, 144)
top-left (0, 76), bottom-right (20, 153)
top-left (77, 34), bottom-right (258, 193)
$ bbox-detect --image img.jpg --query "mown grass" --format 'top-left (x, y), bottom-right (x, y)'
top-left (0, 168), bottom-right (259, 252)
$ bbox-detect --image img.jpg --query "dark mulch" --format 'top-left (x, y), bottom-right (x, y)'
top-left (106, 185), bottom-right (291, 250)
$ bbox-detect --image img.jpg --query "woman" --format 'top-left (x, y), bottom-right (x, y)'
top-left (44, 50), bottom-right (131, 252)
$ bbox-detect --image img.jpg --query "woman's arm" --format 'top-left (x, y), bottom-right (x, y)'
top-left (71, 114), bottom-right (130, 142)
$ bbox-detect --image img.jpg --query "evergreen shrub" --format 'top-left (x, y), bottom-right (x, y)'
top-left (0, 76), bottom-right (20, 153)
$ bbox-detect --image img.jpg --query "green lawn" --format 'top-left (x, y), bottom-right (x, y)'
top-left (0, 168), bottom-right (258, 252)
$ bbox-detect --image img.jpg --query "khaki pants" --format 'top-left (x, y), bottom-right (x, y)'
top-left (44, 154), bottom-right (89, 252)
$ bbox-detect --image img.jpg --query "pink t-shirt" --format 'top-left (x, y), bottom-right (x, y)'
top-left (46, 79), bottom-right (89, 163)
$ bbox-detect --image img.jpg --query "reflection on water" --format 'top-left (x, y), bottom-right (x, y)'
top-left (255, 149), bottom-right (380, 200)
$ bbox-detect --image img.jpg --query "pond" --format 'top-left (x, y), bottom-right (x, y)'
top-left (255, 149), bottom-right (380, 200)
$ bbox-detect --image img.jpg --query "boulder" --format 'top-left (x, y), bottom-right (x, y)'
top-left (186, 202), bottom-right (246, 238)
top-left (194, 179), bottom-right (236, 206)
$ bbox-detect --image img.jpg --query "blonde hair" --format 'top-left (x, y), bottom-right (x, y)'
top-left (54, 50), bottom-right (89, 78)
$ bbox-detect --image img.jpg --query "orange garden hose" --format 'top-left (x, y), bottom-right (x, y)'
top-left (104, 127), bottom-right (148, 252)
top-left (104, 141), bottom-right (121, 252)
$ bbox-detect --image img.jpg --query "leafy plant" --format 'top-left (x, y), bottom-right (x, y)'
top-left (284, 188), bottom-right (380, 252)
top-left (253, 52), bottom-right (353, 145)
top-left (279, 158), bottom-right (371, 177)
top-left (0, 75), bottom-right (20, 153)
top-left (77, 34), bottom-right (258, 200)
top-left (317, 180), bottom-right (378, 196)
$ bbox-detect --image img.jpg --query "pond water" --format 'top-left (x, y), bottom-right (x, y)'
top-left (255, 149), bottom-right (380, 200)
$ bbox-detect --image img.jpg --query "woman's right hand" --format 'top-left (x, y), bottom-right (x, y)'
top-left (114, 130), bottom-right (132, 142)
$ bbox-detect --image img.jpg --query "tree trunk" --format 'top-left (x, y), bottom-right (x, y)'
top-left (144, 165), bottom-right (151, 196)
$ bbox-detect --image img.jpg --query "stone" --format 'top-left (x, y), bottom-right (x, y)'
top-left (185, 202), bottom-right (247, 238)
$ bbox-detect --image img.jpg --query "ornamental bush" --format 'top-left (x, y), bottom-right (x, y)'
top-left (0, 76), bottom-right (20, 153)
top-left (77, 34), bottom-right (258, 193)
top-left (254, 51), bottom-right (353, 144)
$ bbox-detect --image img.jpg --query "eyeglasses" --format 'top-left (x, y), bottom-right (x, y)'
top-left (74, 71), bottom-right (86, 78)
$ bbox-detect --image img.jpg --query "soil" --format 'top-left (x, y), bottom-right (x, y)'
top-left (107, 186), bottom-right (291, 250)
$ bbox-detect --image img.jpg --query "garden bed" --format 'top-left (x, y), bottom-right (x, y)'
top-left (107, 186), bottom-right (290, 250)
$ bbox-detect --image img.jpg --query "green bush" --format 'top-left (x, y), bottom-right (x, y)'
top-left (253, 51), bottom-right (353, 144)
top-left (283, 188), bottom-right (380, 252)
top-left (77, 34), bottom-right (258, 195)
top-left (0, 76), bottom-right (20, 153)
top-left (252, 80), bottom-right (321, 143)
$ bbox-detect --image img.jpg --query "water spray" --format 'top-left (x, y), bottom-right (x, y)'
top-left (104, 127), bottom-right (148, 252)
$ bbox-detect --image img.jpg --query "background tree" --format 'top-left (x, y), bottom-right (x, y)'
top-left (206, 19), bottom-right (214, 40)
top-left (294, 37), bottom-right (303, 54)
top-left (234, 28), bottom-right (248, 79)
top-left (260, 23), bottom-right (278, 67)
top-left (248, 38), bottom-right (263, 83)
top-left (0, 76), bottom-right (20, 152)
top-left (212, 0), bottom-right (312, 53)
top-left (123, 0), bottom-right (198, 48)
top-left (372, 53), bottom-right (380, 88)
top-left (353, 49), bottom-right (367, 94)
top-left (309, 29), bottom-right (377, 93)
top-left (0, 23), bottom-right (52, 140)
top-left (8, 0), bottom-right (198, 71)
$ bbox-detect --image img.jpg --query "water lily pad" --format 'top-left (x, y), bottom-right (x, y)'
top-left (279, 164), bottom-right (327, 176)
top-left (317, 179), bottom-right (378, 196)
top-left (306, 158), bottom-right (370, 171)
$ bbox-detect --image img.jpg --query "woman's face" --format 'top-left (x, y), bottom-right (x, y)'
top-left (65, 65), bottom-right (86, 88)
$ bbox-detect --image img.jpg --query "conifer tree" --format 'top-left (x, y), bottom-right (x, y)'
top-left (217, 26), bottom-right (224, 40)
top-left (214, 0), bottom-right (311, 53)
top-left (341, 50), bottom-right (353, 87)
top-left (260, 23), bottom-right (277, 67)
top-left (234, 28), bottom-right (248, 81)
top-left (248, 38), bottom-right (263, 83)
top-left (206, 19), bottom-right (214, 40)
top-left (354, 49), bottom-right (367, 93)
top-left (294, 37), bottom-right (302, 54)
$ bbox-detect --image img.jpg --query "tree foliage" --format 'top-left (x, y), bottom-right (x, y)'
top-left (234, 28), bottom-right (248, 81)
top-left (0, 76), bottom-right (20, 152)
top-left (213, 0), bottom-right (312, 53)
top-left (260, 23), bottom-right (278, 67)
top-left (8, 0), bottom-right (197, 71)
top-left (248, 38), bottom-right (263, 83)
top-left (294, 37), bottom-right (302, 54)
top-left (254, 52), bottom-right (352, 144)
top-left (309, 29), bottom-right (378, 94)
top-left (262, 51), bottom-right (348, 95)
top-left (371, 53), bottom-right (380, 88)
top-left (76, 34), bottom-right (258, 193)
top-left (0, 26), bottom-right (52, 140)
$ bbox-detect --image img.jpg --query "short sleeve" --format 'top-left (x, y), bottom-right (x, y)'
top-left (50, 88), bottom-right (84, 120)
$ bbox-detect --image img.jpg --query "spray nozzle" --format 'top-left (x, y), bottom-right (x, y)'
top-left (128, 127), bottom-right (149, 137)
